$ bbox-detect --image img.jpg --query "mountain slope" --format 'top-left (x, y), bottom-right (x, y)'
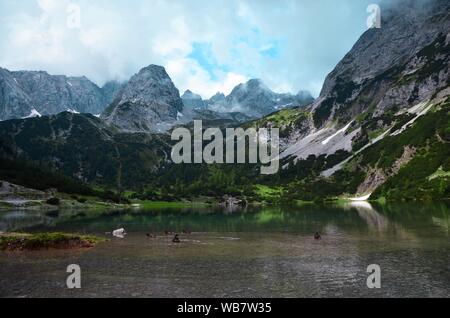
top-left (0, 68), bottom-right (119, 120)
top-left (311, 0), bottom-right (450, 128)
top-left (102, 65), bottom-right (183, 133)
top-left (238, 0), bottom-right (450, 201)
top-left (274, 0), bottom-right (449, 164)
top-left (0, 112), bottom-right (170, 189)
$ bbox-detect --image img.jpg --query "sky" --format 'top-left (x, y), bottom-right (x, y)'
top-left (0, 0), bottom-right (382, 98)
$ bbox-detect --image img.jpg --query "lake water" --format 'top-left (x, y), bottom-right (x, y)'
top-left (0, 202), bottom-right (449, 298)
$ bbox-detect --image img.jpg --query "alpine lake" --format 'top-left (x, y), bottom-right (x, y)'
top-left (0, 201), bottom-right (449, 298)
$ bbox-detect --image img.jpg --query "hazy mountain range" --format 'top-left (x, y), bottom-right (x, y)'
top-left (0, 64), bottom-right (313, 132)
top-left (182, 79), bottom-right (313, 116)
top-left (0, 68), bottom-right (123, 120)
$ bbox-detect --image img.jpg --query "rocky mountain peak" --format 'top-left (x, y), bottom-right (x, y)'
top-left (118, 64), bottom-right (181, 105)
top-left (182, 90), bottom-right (201, 100)
top-left (311, 0), bottom-right (450, 128)
top-left (181, 90), bottom-right (206, 110)
top-left (297, 90), bottom-right (313, 101)
top-left (210, 92), bottom-right (226, 100)
top-left (232, 79), bottom-right (269, 95)
top-left (102, 65), bottom-right (183, 132)
top-left (218, 79), bottom-right (312, 116)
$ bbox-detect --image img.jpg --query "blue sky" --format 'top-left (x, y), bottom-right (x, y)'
top-left (0, 0), bottom-right (383, 98)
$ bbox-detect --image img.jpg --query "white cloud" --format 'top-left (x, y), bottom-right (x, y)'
top-left (165, 58), bottom-right (247, 98)
top-left (0, 0), bottom-right (377, 98)
top-left (37, 0), bottom-right (62, 13)
top-left (152, 17), bottom-right (193, 58)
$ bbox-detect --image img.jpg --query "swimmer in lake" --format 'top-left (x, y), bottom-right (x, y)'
top-left (172, 234), bottom-right (181, 243)
top-left (314, 232), bottom-right (322, 240)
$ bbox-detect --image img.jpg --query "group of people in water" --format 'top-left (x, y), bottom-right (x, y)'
top-left (144, 229), bottom-right (192, 243)
top-left (145, 230), bottom-right (322, 243)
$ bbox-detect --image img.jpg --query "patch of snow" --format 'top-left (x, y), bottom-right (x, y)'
top-left (349, 193), bottom-right (372, 202)
top-left (177, 111), bottom-right (184, 121)
top-left (23, 108), bottom-right (42, 119)
top-left (13, 78), bottom-right (18, 84)
top-left (391, 103), bottom-right (432, 136)
top-left (321, 127), bottom-right (392, 177)
top-left (320, 103), bottom-right (431, 178)
top-left (281, 124), bottom-right (359, 162)
top-left (67, 81), bottom-right (73, 87)
top-left (322, 122), bottom-right (352, 145)
top-left (94, 114), bottom-right (100, 118)
top-left (67, 108), bottom-right (80, 114)
top-left (395, 101), bottom-right (427, 116)
top-left (407, 101), bottom-right (428, 114)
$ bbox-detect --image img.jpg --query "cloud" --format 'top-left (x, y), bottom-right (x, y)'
top-left (166, 57), bottom-right (247, 97)
top-left (0, 0), bottom-right (380, 98)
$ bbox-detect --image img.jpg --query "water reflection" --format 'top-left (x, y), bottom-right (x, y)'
top-left (0, 202), bottom-right (449, 298)
top-left (0, 210), bottom-right (54, 232)
top-left (348, 201), bottom-right (390, 232)
top-left (1, 202), bottom-right (449, 239)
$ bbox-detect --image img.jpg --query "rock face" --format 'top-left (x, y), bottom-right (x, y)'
top-left (277, 0), bottom-right (450, 162)
top-left (101, 80), bottom-right (123, 107)
top-left (311, 0), bottom-right (450, 128)
top-left (0, 68), bottom-right (33, 120)
top-left (0, 68), bottom-right (119, 121)
top-left (181, 90), bottom-right (207, 110)
top-left (102, 65), bottom-right (183, 132)
top-left (207, 92), bottom-right (226, 105)
top-left (208, 79), bottom-right (313, 117)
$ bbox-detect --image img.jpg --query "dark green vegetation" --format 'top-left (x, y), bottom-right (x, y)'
top-left (150, 101), bottom-right (450, 203)
top-left (285, 101), bottom-right (450, 202)
top-left (0, 112), bottom-right (170, 190)
top-left (0, 157), bottom-right (128, 203)
top-left (372, 108), bottom-right (450, 200)
top-left (0, 102), bottom-right (449, 204)
top-left (0, 157), bottom-right (94, 196)
top-left (247, 107), bottom-right (311, 138)
top-left (0, 232), bottom-right (103, 251)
